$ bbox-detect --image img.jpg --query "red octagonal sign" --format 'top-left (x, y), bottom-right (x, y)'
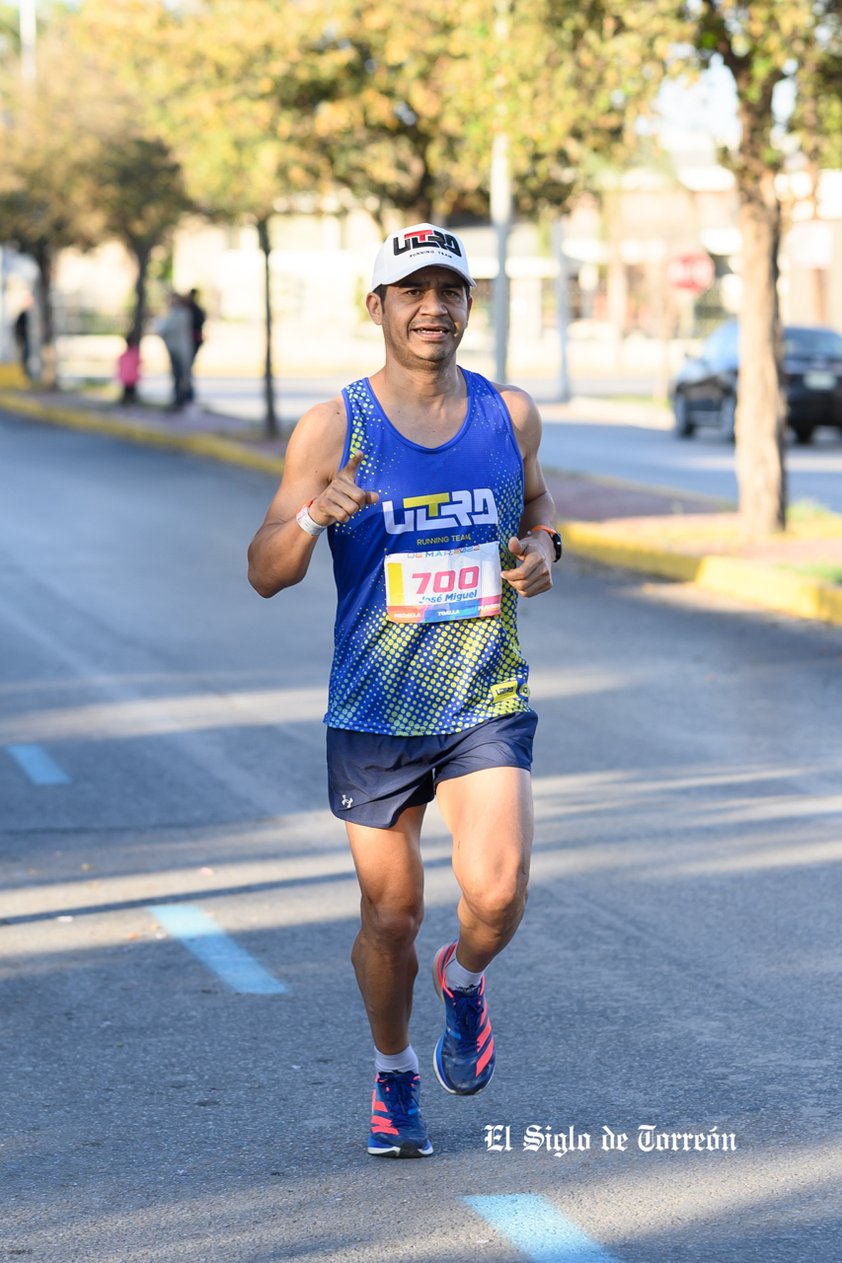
top-left (667, 251), bottom-right (715, 294)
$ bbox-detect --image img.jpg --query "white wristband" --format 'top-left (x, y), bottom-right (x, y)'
top-left (295, 501), bottom-right (327, 537)
top-left (292, 500), bottom-right (325, 535)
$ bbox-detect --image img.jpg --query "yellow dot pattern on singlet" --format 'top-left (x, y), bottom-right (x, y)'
top-left (326, 374), bottom-right (531, 736)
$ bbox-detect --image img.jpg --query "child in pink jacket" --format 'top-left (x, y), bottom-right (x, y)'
top-left (116, 335), bottom-right (141, 404)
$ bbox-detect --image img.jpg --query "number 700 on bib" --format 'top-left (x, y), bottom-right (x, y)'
top-left (384, 541), bottom-right (502, 624)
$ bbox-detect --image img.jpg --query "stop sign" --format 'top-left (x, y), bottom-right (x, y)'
top-left (667, 251), bottom-right (715, 294)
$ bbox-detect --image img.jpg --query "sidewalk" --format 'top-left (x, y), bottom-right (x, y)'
top-left (1, 382), bottom-right (840, 628)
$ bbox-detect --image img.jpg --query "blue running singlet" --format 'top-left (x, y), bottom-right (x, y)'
top-left (325, 369), bottom-right (531, 736)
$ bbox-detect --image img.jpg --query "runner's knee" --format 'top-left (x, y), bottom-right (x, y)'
top-left (461, 872), bottom-right (528, 931)
top-left (360, 895), bottom-right (424, 947)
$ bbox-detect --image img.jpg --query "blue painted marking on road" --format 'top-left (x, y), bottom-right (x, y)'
top-left (465, 1195), bottom-right (623, 1263)
top-left (148, 904), bottom-right (288, 995)
top-left (7, 743), bottom-right (70, 785)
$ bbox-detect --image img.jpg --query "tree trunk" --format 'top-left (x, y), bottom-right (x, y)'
top-left (257, 216), bottom-right (278, 439)
top-left (415, 160), bottom-right (436, 223)
top-left (129, 244), bottom-right (151, 345)
top-left (734, 128), bottom-right (787, 537)
top-left (33, 240), bottom-right (56, 389)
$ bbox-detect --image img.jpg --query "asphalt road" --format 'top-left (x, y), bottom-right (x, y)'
top-left (537, 417), bottom-right (842, 515)
top-left (2, 409), bottom-right (842, 1263)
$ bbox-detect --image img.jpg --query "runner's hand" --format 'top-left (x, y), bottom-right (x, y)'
top-left (310, 451), bottom-right (379, 526)
top-left (502, 534), bottom-right (553, 597)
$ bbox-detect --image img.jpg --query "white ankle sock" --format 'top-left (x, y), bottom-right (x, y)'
top-left (445, 952), bottom-right (484, 991)
top-left (374, 1044), bottom-right (419, 1076)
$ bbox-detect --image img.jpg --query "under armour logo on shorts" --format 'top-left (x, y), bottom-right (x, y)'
top-left (340, 794), bottom-right (354, 809)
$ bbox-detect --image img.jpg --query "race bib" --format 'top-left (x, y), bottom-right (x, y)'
top-left (385, 541), bottom-right (502, 624)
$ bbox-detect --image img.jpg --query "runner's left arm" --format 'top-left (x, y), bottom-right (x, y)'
top-left (499, 386), bottom-right (557, 598)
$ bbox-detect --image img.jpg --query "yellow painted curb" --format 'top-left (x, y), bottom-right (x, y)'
top-left (0, 364), bottom-right (28, 389)
top-left (560, 519), bottom-right (842, 627)
top-left (559, 521), bottom-right (699, 583)
top-left (0, 390), bottom-right (285, 476)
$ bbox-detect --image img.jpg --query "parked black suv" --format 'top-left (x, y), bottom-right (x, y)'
top-left (671, 321), bottom-right (842, 445)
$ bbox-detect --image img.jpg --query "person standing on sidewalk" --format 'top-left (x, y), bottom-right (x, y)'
top-left (185, 288), bottom-right (206, 401)
top-left (248, 223), bottom-right (561, 1158)
top-left (14, 302), bottom-right (32, 378)
top-left (155, 292), bottom-right (193, 409)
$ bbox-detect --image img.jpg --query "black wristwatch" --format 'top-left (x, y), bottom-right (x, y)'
top-left (529, 524), bottom-right (563, 562)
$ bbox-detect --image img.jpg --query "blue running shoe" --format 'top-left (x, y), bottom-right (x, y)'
top-left (368, 1071), bottom-right (433, 1158)
top-left (433, 941), bottom-right (496, 1095)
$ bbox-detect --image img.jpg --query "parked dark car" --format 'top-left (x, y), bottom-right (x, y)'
top-left (671, 321), bottom-right (842, 445)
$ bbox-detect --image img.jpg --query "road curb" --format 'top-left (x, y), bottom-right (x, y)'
top-left (0, 364), bottom-right (28, 390)
top-left (3, 389), bottom-right (840, 628)
top-left (561, 520), bottom-right (842, 627)
top-left (0, 390), bottom-right (285, 476)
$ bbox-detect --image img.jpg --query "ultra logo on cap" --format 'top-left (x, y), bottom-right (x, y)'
top-left (371, 221), bottom-right (475, 289)
top-left (393, 227), bottom-right (465, 261)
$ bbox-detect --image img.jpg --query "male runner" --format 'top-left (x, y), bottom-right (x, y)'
top-left (248, 223), bottom-right (561, 1158)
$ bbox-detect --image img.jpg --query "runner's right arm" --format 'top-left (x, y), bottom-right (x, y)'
top-left (247, 398), bottom-right (379, 597)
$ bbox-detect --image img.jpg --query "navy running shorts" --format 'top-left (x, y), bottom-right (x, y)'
top-left (326, 711), bottom-right (538, 829)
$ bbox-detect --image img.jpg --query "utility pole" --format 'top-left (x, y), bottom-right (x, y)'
top-left (491, 0), bottom-right (511, 385)
top-left (553, 217), bottom-right (572, 402)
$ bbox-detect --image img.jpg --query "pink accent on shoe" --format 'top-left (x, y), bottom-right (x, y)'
top-left (476, 1034), bottom-right (495, 1076)
top-left (434, 941), bottom-right (458, 999)
top-left (371, 1114), bottom-right (400, 1135)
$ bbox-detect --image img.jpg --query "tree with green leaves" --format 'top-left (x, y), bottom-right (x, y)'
top-left (92, 134), bottom-right (191, 345)
top-left (62, 0), bottom-right (684, 425)
top-left (0, 37), bottom-right (104, 384)
top-left (307, 0), bottom-right (484, 225)
top-left (1, 6), bottom-right (190, 382)
top-left (63, 4), bottom-right (192, 345)
top-left (303, 0), bottom-right (670, 384)
top-left (0, 3), bottom-right (21, 59)
top-left (695, 2), bottom-right (798, 536)
top-left (168, 3), bottom-right (340, 434)
top-left (307, 0), bottom-right (651, 223)
top-left (74, 0), bottom-right (337, 436)
top-left (635, 1), bottom-right (842, 536)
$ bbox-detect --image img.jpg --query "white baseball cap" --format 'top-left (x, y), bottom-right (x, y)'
top-left (371, 222), bottom-right (476, 290)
